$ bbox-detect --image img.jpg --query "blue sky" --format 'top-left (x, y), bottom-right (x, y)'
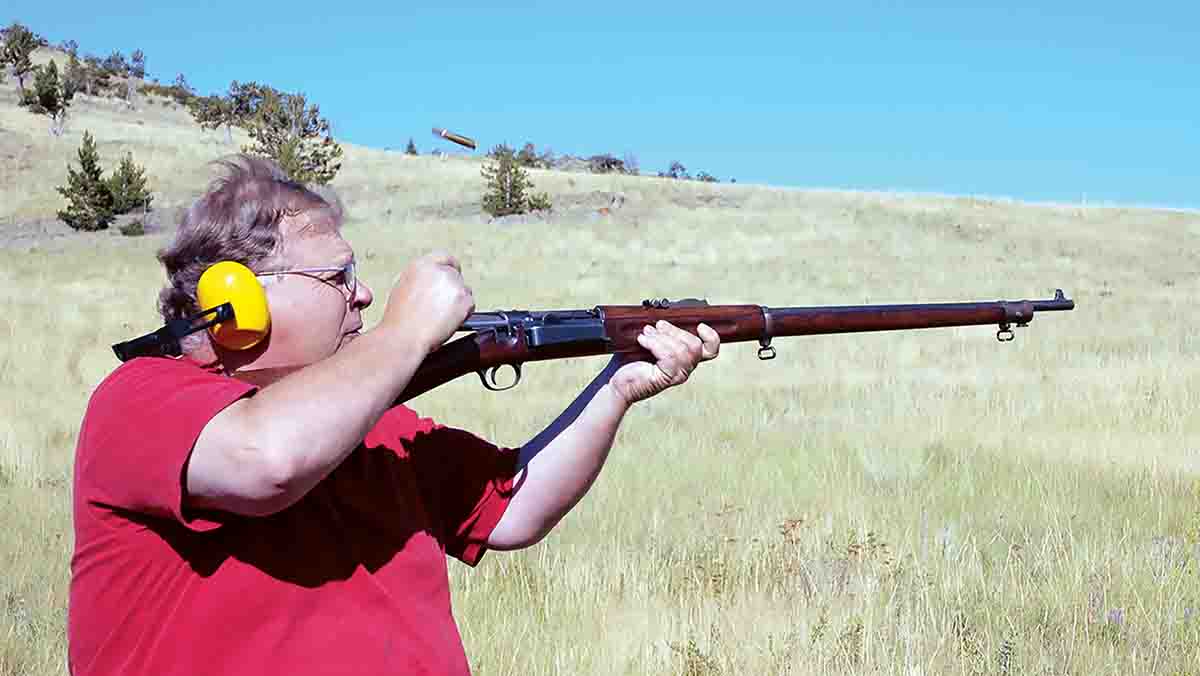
top-left (11, 2), bottom-right (1199, 208)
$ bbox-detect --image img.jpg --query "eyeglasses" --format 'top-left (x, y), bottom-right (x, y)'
top-left (256, 262), bottom-right (357, 301)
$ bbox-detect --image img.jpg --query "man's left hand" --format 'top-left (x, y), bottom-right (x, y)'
top-left (609, 321), bottom-right (721, 406)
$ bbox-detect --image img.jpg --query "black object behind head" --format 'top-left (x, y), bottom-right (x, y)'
top-left (112, 304), bottom-right (234, 362)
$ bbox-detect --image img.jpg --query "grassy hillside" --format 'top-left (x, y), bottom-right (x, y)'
top-left (2, 46), bottom-right (1199, 675)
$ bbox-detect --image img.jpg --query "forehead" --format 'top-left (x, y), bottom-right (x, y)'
top-left (278, 211), bottom-right (353, 265)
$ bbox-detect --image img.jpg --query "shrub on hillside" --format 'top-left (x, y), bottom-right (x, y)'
top-left (172, 73), bottom-right (194, 96)
top-left (487, 143), bottom-right (515, 160)
top-left (143, 75), bottom-right (196, 106)
top-left (655, 161), bottom-right (719, 182)
top-left (188, 80), bottom-right (278, 131)
top-left (659, 161), bottom-right (690, 180)
top-left (587, 153), bottom-right (628, 174)
top-left (188, 94), bottom-right (239, 142)
top-left (509, 142), bottom-right (557, 169)
top-left (516, 143), bottom-right (541, 168)
top-left (144, 81), bottom-right (194, 106)
top-left (101, 50), bottom-right (129, 77)
top-left (481, 145), bottom-right (552, 218)
top-left (57, 132), bottom-right (115, 231)
top-left (526, 190), bottom-right (552, 212)
top-left (79, 55), bottom-right (113, 96)
top-left (63, 54), bottom-right (88, 96)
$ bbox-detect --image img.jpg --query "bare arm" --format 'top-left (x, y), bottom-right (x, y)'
top-left (186, 251), bottom-right (474, 517)
top-left (488, 322), bottom-right (720, 549)
top-left (185, 330), bottom-right (430, 516)
top-left (486, 358), bottom-right (626, 550)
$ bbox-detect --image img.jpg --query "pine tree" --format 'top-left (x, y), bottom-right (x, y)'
top-left (102, 50), bottom-right (129, 76)
top-left (481, 145), bottom-right (551, 217)
top-left (516, 142), bottom-right (539, 168)
top-left (226, 80), bottom-right (269, 118)
top-left (186, 80), bottom-right (342, 181)
top-left (188, 94), bottom-right (238, 144)
top-left (56, 131), bottom-right (115, 231)
top-left (481, 146), bottom-right (529, 217)
top-left (659, 161), bottom-right (689, 180)
top-left (241, 87), bottom-right (343, 184)
top-left (80, 55), bottom-right (110, 96)
top-left (1, 22), bottom-right (37, 93)
top-left (172, 73), bottom-right (193, 98)
top-left (130, 49), bottom-right (145, 79)
top-left (107, 152), bottom-right (153, 214)
top-left (63, 53), bottom-right (87, 96)
top-left (405, 138), bottom-right (418, 155)
top-left (21, 60), bottom-right (74, 136)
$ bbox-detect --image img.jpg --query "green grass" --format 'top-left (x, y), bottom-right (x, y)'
top-left (2, 46), bottom-right (1199, 674)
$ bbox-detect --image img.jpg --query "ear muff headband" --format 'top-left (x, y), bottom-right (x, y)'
top-left (111, 261), bottom-right (272, 362)
top-left (197, 261), bottom-right (271, 350)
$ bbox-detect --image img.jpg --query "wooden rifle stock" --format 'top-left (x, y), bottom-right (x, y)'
top-left (394, 290), bottom-right (1075, 403)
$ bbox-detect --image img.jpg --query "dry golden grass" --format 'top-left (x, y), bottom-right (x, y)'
top-left (2, 49), bottom-right (1199, 675)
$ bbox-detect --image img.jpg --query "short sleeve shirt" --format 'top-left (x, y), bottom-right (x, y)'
top-left (68, 357), bottom-right (518, 676)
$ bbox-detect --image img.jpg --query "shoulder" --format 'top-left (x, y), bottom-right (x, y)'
top-left (86, 357), bottom-right (232, 412)
top-left (94, 356), bottom-right (221, 391)
top-left (80, 357), bottom-right (255, 445)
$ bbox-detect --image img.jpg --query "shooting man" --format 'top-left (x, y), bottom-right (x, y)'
top-left (68, 155), bottom-right (720, 675)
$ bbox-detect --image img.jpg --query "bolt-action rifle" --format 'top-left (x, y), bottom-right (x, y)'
top-left (394, 289), bottom-right (1075, 403)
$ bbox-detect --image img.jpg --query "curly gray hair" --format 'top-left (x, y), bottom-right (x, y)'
top-left (156, 155), bottom-right (344, 329)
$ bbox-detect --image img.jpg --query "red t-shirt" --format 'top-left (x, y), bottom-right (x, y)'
top-left (68, 357), bottom-right (518, 675)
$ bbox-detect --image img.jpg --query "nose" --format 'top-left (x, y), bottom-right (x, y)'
top-left (352, 278), bottom-right (374, 311)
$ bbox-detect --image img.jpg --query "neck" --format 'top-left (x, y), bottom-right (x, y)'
top-left (185, 341), bottom-right (307, 387)
top-left (232, 364), bottom-right (308, 388)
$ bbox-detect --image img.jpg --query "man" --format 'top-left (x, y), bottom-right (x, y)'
top-left (68, 155), bottom-right (720, 675)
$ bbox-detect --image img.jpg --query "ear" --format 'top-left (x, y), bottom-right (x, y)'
top-left (197, 261), bottom-right (271, 350)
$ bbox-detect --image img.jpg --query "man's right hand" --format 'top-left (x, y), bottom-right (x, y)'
top-left (381, 250), bottom-right (476, 354)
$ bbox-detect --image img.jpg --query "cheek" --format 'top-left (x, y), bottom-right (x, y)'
top-left (267, 293), bottom-right (346, 355)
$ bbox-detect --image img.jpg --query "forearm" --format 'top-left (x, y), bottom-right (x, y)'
top-left (491, 366), bottom-right (630, 549)
top-left (244, 329), bottom-right (427, 500)
top-left (487, 322), bottom-right (719, 549)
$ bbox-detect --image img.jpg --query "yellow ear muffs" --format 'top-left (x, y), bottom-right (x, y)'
top-left (197, 261), bottom-right (271, 350)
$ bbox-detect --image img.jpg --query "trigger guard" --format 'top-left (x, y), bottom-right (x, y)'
top-left (477, 363), bottom-right (522, 391)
